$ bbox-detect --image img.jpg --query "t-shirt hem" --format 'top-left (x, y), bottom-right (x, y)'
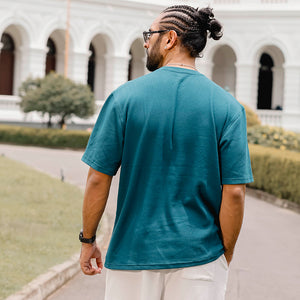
top-left (104, 250), bottom-right (224, 270)
top-left (81, 155), bottom-right (117, 176)
top-left (222, 176), bottom-right (254, 185)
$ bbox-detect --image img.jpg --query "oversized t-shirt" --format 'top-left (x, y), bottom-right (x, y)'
top-left (82, 66), bottom-right (253, 270)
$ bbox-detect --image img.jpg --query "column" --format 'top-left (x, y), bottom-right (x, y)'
top-left (282, 64), bottom-right (300, 132)
top-left (235, 62), bottom-right (258, 110)
top-left (283, 64), bottom-right (300, 113)
top-left (69, 50), bottom-right (90, 84)
top-left (104, 54), bottom-right (130, 98)
top-left (196, 58), bottom-right (213, 79)
top-left (14, 46), bottom-right (45, 95)
top-left (94, 55), bottom-right (106, 100)
top-left (143, 56), bottom-right (149, 76)
top-left (26, 47), bottom-right (47, 78)
top-left (271, 66), bottom-right (284, 109)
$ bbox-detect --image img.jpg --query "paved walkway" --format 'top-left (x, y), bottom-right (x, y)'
top-left (1, 144), bottom-right (300, 300)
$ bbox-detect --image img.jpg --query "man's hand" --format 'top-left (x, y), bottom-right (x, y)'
top-left (80, 168), bottom-right (112, 275)
top-left (80, 242), bottom-right (103, 275)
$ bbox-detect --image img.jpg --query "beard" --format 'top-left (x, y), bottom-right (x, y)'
top-left (146, 37), bottom-right (163, 72)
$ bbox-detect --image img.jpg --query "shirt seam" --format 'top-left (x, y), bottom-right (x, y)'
top-left (222, 107), bottom-right (245, 137)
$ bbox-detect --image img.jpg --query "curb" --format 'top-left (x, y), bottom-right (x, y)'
top-left (246, 188), bottom-right (300, 214)
top-left (5, 213), bottom-right (111, 300)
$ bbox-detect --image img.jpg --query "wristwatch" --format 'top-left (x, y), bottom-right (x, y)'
top-left (79, 230), bottom-right (96, 244)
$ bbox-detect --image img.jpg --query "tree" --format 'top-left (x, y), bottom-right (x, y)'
top-left (19, 73), bottom-right (95, 128)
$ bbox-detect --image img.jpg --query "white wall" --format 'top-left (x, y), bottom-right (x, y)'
top-left (0, 0), bottom-right (299, 131)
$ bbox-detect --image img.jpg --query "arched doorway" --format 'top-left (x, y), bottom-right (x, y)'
top-left (87, 43), bottom-right (95, 92)
top-left (128, 38), bottom-right (145, 81)
top-left (46, 38), bottom-right (56, 74)
top-left (212, 45), bottom-right (237, 96)
top-left (88, 34), bottom-right (110, 100)
top-left (257, 53), bottom-right (274, 109)
top-left (0, 33), bottom-right (15, 95)
top-left (47, 30), bottom-right (73, 76)
top-left (256, 46), bottom-right (285, 110)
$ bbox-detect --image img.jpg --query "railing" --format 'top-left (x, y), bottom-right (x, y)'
top-left (0, 95), bottom-right (104, 124)
top-left (0, 95), bottom-right (21, 111)
top-left (0, 97), bottom-right (291, 130)
top-left (256, 109), bottom-right (283, 127)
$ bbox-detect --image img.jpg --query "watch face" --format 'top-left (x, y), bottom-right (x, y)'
top-left (79, 231), bottom-right (85, 242)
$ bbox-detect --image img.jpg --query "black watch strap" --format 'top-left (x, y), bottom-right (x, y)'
top-left (79, 231), bottom-right (96, 244)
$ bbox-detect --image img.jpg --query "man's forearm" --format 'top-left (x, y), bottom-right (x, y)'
top-left (82, 168), bottom-right (112, 238)
top-left (219, 184), bottom-right (245, 264)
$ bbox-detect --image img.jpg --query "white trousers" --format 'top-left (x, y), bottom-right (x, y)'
top-left (104, 254), bottom-right (229, 300)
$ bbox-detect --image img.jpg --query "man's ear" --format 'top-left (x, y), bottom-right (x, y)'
top-left (165, 30), bottom-right (178, 49)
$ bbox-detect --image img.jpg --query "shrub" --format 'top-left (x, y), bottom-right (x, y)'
top-left (248, 144), bottom-right (300, 203)
top-left (247, 125), bottom-right (300, 152)
top-left (241, 103), bottom-right (261, 127)
top-left (0, 125), bottom-right (90, 149)
top-left (19, 73), bottom-right (95, 128)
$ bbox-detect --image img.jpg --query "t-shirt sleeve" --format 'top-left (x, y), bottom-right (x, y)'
top-left (219, 107), bottom-right (254, 185)
top-left (81, 93), bottom-right (124, 176)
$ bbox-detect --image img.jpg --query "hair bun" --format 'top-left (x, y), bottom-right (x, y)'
top-left (197, 7), bottom-right (223, 40)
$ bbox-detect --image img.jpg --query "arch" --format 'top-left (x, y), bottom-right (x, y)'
top-left (257, 53), bottom-right (274, 109)
top-left (128, 38), bottom-right (145, 81)
top-left (82, 24), bottom-right (116, 55)
top-left (204, 38), bottom-right (241, 65)
top-left (211, 45), bottom-right (237, 96)
top-left (122, 28), bottom-right (145, 56)
top-left (46, 29), bottom-right (74, 76)
top-left (0, 23), bottom-right (30, 95)
top-left (253, 44), bottom-right (285, 110)
top-left (46, 38), bottom-right (56, 74)
top-left (88, 33), bottom-right (112, 100)
top-left (0, 15), bottom-right (32, 47)
top-left (0, 33), bottom-right (15, 95)
top-left (40, 17), bottom-right (73, 47)
top-left (250, 37), bottom-right (289, 65)
top-left (87, 43), bottom-right (95, 92)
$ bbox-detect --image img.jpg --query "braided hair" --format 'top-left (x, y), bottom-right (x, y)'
top-left (160, 6), bottom-right (223, 57)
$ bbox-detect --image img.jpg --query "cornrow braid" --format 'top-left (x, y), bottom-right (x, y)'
top-left (159, 5), bottom-right (223, 57)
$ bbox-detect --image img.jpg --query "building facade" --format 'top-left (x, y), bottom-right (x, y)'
top-left (0, 0), bottom-right (299, 131)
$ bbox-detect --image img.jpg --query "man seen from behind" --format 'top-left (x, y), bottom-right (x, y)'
top-left (79, 5), bottom-right (254, 300)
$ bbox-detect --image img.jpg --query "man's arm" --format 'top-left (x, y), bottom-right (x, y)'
top-left (80, 167), bottom-right (112, 275)
top-left (219, 184), bottom-right (246, 266)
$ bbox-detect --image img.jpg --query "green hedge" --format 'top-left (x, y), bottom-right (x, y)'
top-left (248, 144), bottom-right (300, 203)
top-left (1, 125), bottom-right (299, 203)
top-left (0, 125), bottom-right (90, 149)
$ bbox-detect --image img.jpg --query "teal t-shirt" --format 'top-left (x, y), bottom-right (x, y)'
top-left (82, 66), bottom-right (253, 270)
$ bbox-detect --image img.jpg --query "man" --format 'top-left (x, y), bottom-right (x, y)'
top-left (80, 5), bottom-right (253, 300)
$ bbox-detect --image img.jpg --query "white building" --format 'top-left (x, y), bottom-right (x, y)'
top-left (0, 0), bottom-right (299, 131)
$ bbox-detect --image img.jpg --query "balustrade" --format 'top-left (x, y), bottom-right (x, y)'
top-left (0, 96), bottom-right (20, 111)
top-left (256, 109), bottom-right (283, 127)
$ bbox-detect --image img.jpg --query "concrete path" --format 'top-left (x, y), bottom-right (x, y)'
top-left (1, 144), bottom-right (300, 300)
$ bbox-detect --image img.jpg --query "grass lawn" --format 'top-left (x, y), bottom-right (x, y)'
top-left (0, 156), bottom-right (83, 299)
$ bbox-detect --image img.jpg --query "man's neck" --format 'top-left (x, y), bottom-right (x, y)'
top-left (162, 55), bottom-right (196, 71)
